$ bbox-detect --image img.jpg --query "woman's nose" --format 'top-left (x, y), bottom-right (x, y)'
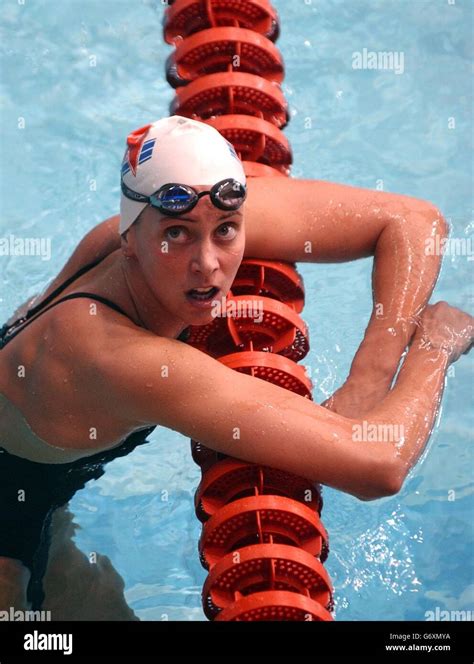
top-left (190, 239), bottom-right (220, 275)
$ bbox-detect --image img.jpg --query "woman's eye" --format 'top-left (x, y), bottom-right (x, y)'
top-left (165, 226), bottom-right (187, 241)
top-left (216, 223), bottom-right (238, 239)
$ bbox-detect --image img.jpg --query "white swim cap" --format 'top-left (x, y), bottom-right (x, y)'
top-left (119, 115), bottom-right (246, 234)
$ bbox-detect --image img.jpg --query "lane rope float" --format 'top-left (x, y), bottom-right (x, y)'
top-left (162, 0), bottom-right (334, 621)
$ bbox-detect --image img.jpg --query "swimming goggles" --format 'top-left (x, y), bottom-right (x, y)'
top-left (121, 177), bottom-right (247, 217)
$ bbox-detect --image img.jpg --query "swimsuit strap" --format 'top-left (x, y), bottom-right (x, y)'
top-left (23, 256), bottom-right (105, 319)
top-left (0, 293), bottom-right (131, 349)
top-left (0, 254), bottom-right (127, 349)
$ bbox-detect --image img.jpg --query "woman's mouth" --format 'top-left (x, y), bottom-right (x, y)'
top-left (186, 286), bottom-right (220, 306)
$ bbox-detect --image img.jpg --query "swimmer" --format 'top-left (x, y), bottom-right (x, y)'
top-left (0, 115), bottom-right (472, 615)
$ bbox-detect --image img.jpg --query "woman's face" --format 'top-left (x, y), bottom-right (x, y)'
top-left (127, 185), bottom-right (246, 325)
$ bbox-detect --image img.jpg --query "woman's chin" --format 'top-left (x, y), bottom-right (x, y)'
top-left (181, 307), bottom-right (214, 327)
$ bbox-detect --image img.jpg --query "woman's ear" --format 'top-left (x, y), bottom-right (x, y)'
top-left (121, 231), bottom-right (134, 258)
top-left (121, 208), bottom-right (146, 257)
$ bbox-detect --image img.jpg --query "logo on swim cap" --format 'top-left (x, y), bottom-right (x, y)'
top-left (225, 139), bottom-right (239, 161)
top-left (122, 123), bottom-right (156, 177)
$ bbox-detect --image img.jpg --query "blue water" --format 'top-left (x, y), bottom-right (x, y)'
top-left (0, 0), bottom-right (472, 620)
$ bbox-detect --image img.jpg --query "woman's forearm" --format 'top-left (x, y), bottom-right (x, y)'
top-left (364, 340), bottom-right (450, 489)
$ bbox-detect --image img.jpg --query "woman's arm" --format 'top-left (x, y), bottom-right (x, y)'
top-left (96, 302), bottom-right (472, 501)
top-left (244, 177), bottom-right (448, 416)
top-left (321, 201), bottom-right (447, 417)
top-left (364, 302), bottom-right (473, 485)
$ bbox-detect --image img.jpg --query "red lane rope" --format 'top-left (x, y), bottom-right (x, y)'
top-left (162, 0), bottom-right (333, 621)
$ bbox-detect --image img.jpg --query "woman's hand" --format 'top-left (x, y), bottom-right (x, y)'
top-left (412, 301), bottom-right (474, 363)
top-left (322, 301), bottom-right (473, 418)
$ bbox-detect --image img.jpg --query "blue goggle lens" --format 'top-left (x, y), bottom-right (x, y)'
top-left (157, 185), bottom-right (195, 212)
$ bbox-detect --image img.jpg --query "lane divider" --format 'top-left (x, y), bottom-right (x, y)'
top-left (162, 0), bottom-right (334, 621)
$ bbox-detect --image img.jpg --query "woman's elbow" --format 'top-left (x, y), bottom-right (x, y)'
top-left (353, 455), bottom-right (404, 502)
top-left (354, 477), bottom-right (402, 502)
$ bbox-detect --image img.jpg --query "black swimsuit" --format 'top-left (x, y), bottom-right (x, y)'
top-left (0, 256), bottom-right (190, 609)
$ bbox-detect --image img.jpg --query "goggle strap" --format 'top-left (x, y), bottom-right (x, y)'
top-left (121, 180), bottom-right (150, 203)
top-left (121, 178), bottom-right (246, 211)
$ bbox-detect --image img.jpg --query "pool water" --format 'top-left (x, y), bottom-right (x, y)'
top-left (0, 0), bottom-right (472, 620)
